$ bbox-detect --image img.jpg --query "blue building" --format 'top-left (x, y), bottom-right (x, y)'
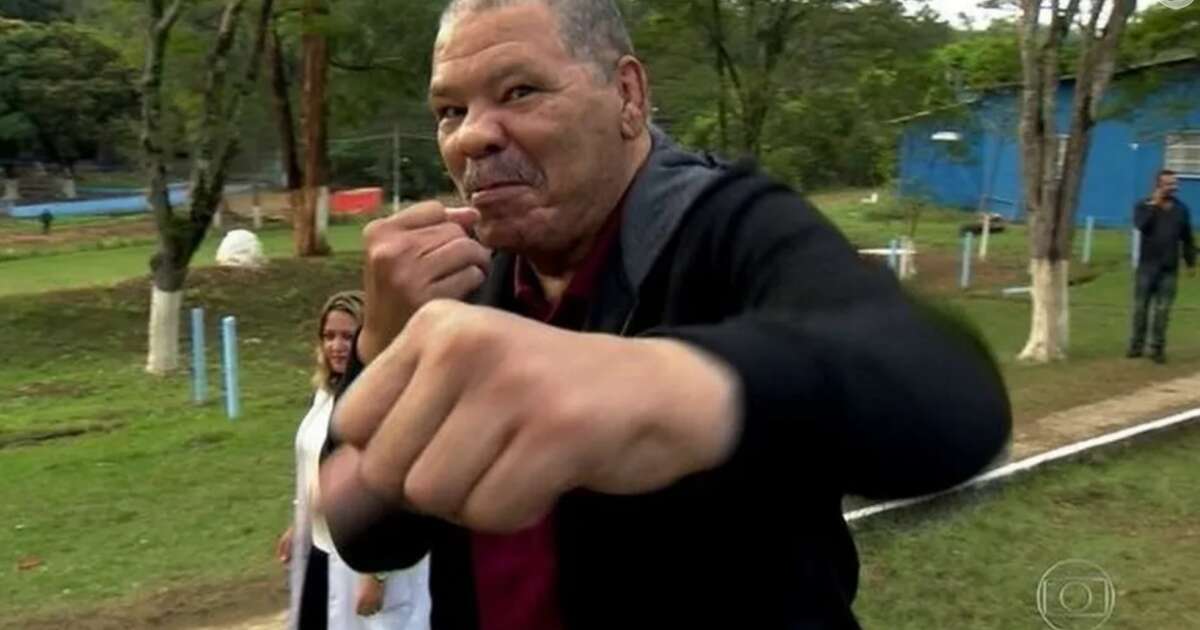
top-left (894, 55), bottom-right (1200, 226)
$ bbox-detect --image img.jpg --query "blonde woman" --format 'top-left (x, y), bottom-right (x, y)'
top-left (276, 290), bottom-right (431, 630)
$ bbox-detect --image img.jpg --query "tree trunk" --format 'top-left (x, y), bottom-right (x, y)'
top-left (710, 0), bottom-right (728, 154)
top-left (142, 0), bottom-right (184, 374)
top-left (141, 0), bottom-right (273, 374)
top-left (59, 175), bottom-right (77, 198)
top-left (298, 0), bottom-right (331, 257)
top-left (267, 25), bottom-right (303, 191)
top-left (146, 284), bottom-right (184, 373)
top-left (1019, 258), bottom-right (1069, 361)
top-left (1015, 0), bottom-right (1133, 364)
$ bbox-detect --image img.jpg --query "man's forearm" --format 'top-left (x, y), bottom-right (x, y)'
top-left (650, 297), bottom-right (1011, 500)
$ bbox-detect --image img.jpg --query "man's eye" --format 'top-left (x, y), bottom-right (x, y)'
top-left (437, 106), bottom-right (466, 121)
top-left (507, 85), bottom-right (537, 101)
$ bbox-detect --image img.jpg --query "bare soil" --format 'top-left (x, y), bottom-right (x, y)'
top-left (4, 576), bottom-right (287, 630)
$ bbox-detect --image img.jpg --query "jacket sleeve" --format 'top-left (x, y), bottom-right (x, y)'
top-left (1180, 203), bottom-right (1196, 268)
top-left (1134, 201), bottom-right (1155, 231)
top-left (645, 185), bottom-right (1011, 500)
top-left (321, 330), bottom-right (438, 572)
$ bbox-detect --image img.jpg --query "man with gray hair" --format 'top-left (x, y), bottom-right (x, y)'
top-left (319, 1), bottom-right (1011, 628)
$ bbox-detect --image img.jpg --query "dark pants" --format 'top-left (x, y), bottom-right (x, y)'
top-left (1130, 266), bottom-right (1178, 354)
top-left (299, 547), bottom-right (329, 630)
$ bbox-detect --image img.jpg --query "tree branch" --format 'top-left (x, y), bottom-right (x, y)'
top-left (213, 0), bottom-right (276, 189)
top-left (159, 0), bottom-right (186, 34)
top-left (329, 57), bottom-right (408, 73)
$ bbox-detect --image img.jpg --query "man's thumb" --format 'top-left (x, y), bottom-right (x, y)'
top-left (446, 206), bottom-right (481, 229)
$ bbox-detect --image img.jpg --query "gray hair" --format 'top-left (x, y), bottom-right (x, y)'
top-left (439, 0), bottom-right (635, 80)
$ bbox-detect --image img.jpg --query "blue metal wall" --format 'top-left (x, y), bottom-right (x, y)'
top-left (899, 67), bottom-right (1200, 227)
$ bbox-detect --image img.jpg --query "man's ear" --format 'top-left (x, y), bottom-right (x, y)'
top-left (614, 56), bottom-right (649, 139)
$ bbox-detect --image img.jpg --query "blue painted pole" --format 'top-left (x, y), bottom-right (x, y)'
top-left (1131, 229), bottom-right (1141, 269)
top-left (961, 232), bottom-right (973, 289)
top-left (887, 238), bottom-right (899, 271)
top-left (221, 316), bottom-right (240, 420)
top-left (191, 307), bottom-right (206, 404)
top-left (1082, 216), bottom-right (1094, 265)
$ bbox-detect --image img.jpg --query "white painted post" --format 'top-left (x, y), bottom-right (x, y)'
top-left (979, 213), bottom-right (991, 260)
top-left (221, 316), bottom-right (240, 420)
top-left (900, 237), bottom-right (916, 279)
top-left (251, 184), bottom-right (263, 230)
top-left (1082, 216), bottom-right (1094, 265)
top-left (1131, 229), bottom-right (1141, 269)
top-left (191, 308), bottom-right (206, 404)
top-left (961, 232), bottom-right (973, 289)
top-left (316, 186), bottom-right (330, 237)
top-left (60, 176), bottom-right (77, 199)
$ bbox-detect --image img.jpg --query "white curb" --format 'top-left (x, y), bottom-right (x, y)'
top-left (844, 406), bottom-right (1200, 524)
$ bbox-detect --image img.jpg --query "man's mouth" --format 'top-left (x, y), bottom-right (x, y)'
top-left (469, 181), bottom-right (530, 206)
top-left (470, 179), bottom-right (526, 193)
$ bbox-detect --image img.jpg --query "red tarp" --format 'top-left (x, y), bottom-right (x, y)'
top-left (331, 187), bottom-right (383, 215)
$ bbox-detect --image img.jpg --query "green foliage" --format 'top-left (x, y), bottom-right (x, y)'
top-left (1121, 2), bottom-right (1200, 64)
top-left (0, 19), bottom-right (137, 169)
top-left (929, 19), bottom-right (1023, 97)
top-left (629, 0), bottom-right (955, 189)
top-left (0, 0), bottom-right (68, 22)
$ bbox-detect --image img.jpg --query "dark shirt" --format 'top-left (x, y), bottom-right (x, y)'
top-left (470, 205), bottom-right (624, 630)
top-left (1135, 196), bottom-right (1196, 271)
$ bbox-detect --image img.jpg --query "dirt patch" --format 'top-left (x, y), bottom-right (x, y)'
top-left (1010, 371), bottom-right (1200, 460)
top-left (3, 575), bottom-right (288, 630)
top-left (0, 422), bottom-right (123, 450)
top-left (859, 249), bottom-right (1028, 295)
top-left (0, 216), bottom-right (158, 251)
top-left (12, 380), bottom-right (95, 398)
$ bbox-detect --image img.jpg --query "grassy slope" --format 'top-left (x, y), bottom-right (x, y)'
top-left (854, 422), bottom-right (1200, 629)
top-left (1, 259), bottom-right (361, 621)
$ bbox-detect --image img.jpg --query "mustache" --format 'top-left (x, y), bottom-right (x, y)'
top-left (462, 152), bottom-right (543, 194)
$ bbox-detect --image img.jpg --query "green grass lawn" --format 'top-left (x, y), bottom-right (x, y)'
top-left (1, 259), bottom-right (362, 625)
top-left (0, 223), bottom-right (366, 296)
top-left (854, 421), bottom-right (1200, 629)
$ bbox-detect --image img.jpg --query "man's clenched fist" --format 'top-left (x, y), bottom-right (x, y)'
top-left (322, 300), bottom-right (742, 534)
top-left (357, 202), bottom-right (493, 364)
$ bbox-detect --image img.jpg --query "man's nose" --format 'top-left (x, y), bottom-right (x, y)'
top-left (455, 107), bottom-right (507, 160)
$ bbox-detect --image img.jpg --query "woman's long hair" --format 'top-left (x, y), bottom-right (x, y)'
top-left (312, 290), bottom-right (366, 392)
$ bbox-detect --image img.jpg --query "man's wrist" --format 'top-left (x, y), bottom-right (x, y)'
top-left (639, 339), bottom-right (742, 473)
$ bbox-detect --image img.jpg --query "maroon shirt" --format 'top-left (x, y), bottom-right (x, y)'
top-left (470, 205), bottom-right (624, 630)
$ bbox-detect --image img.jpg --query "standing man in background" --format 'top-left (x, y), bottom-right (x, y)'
top-left (1129, 169), bottom-right (1195, 364)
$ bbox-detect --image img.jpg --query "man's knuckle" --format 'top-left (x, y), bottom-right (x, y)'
top-left (359, 456), bottom-right (405, 504)
top-left (402, 469), bottom-right (442, 513)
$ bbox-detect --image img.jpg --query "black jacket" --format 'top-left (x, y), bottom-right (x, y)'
top-left (330, 133), bottom-right (1012, 629)
top-left (1135, 196), bottom-right (1196, 272)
